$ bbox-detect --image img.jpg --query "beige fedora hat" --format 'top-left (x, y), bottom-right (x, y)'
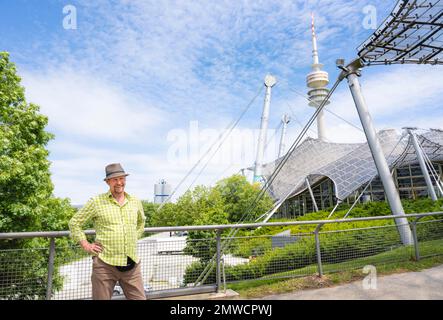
top-left (104, 163), bottom-right (129, 181)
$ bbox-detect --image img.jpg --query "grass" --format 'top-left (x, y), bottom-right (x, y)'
top-left (227, 238), bottom-right (443, 298)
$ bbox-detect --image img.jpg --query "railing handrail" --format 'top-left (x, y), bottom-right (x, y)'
top-left (0, 211), bottom-right (442, 240)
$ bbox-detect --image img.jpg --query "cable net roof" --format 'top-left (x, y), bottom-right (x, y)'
top-left (262, 129), bottom-right (443, 201)
top-left (261, 138), bottom-right (359, 200)
top-left (396, 130), bottom-right (443, 166)
top-left (357, 0), bottom-right (443, 66)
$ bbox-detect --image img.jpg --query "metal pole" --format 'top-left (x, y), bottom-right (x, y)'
top-left (254, 75), bottom-right (277, 183)
top-left (278, 114), bottom-right (290, 158)
top-left (222, 257), bottom-right (227, 293)
top-left (411, 221), bottom-right (419, 261)
top-left (317, 109), bottom-right (327, 141)
top-left (327, 200), bottom-right (342, 219)
top-left (258, 181), bottom-right (303, 223)
top-left (422, 147), bottom-right (443, 196)
top-left (46, 238), bottom-right (56, 300)
top-left (407, 129), bottom-right (438, 201)
top-left (215, 229), bottom-right (222, 293)
top-left (306, 178), bottom-right (319, 212)
top-left (314, 223), bottom-right (324, 277)
top-left (342, 59), bottom-right (413, 245)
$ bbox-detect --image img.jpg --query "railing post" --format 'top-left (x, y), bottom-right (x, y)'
top-left (216, 229), bottom-right (222, 293)
top-left (222, 257), bottom-right (226, 294)
top-left (46, 238), bottom-right (56, 300)
top-left (314, 223), bottom-right (324, 277)
top-left (411, 217), bottom-right (423, 261)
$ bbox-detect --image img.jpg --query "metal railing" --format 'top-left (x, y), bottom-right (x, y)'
top-left (0, 212), bottom-right (442, 300)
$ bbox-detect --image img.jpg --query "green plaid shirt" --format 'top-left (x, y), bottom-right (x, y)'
top-left (69, 191), bottom-right (146, 266)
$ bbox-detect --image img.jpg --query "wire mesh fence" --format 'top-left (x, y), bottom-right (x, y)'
top-left (0, 246), bottom-right (50, 300)
top-left (415, 218), bottom-right (443, 259)
top-left (317, 223), bottom-right (409, 274)
top-left (0, 212), bottom-right (442, 300)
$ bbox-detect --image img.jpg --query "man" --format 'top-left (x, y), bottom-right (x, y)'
top-left (69, 163), bottom-right (146, 300)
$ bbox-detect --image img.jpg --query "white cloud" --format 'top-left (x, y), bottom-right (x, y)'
top-left (21, 68), bottom-right (168, 143)
top-left (9, 0), bottom-right (443, 206)
top-left (329, 65), bottom-right (443, 123)
top-left (48, 139), bottom-right (246, 204)
top-left (291, 64), bottom-right (443, 146)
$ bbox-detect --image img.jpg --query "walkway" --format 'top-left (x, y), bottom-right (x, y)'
top-left (259, 265), bottom-right (443, 300)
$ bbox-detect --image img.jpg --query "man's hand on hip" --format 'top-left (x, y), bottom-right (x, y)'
top-left (80, 240), bottom-right (103, 255)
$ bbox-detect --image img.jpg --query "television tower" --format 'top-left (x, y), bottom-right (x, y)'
top-left (306, 13), bottom-right (330, 141)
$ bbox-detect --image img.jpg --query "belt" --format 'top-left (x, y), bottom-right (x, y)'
top-left (115, 257), bottom-right (136, 272)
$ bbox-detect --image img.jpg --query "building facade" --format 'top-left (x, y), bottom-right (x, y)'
top-left (260, 129), bottom-right (443, 220)
top-left (276, 161), bottom-right (443, 219)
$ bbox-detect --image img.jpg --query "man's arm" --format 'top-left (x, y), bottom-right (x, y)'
top-left (137, 201), bottom-right (146, 239)
top-left (68, 199), bottom-right (102, 255)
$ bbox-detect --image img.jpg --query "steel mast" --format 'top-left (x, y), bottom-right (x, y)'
top-left (253, 74), bottom-right (277, 183)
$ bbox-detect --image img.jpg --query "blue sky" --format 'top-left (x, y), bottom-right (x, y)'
top-left (1, 0), bottom-right (443, 204)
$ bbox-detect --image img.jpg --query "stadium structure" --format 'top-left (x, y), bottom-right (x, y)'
top-left (263, 128), bottom-right (443, 218)
top-left (253, 4), bottom-right (443, 220)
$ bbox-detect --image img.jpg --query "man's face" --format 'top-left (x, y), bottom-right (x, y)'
top-left (106, 176), bottom-right (126, 195)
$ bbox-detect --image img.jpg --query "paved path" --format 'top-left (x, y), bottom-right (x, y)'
top-left (260, 265), bottom-right (443, 300)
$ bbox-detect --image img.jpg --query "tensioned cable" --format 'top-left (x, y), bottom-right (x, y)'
top-left (198, 0), bottom-right (443, 283)
top-left (285, 102), bottom-right (318, 140)
top-left (210, 164), bottom-right (238, 186)
top-left (235, 120), bottom-right (286, 186)
top-left (342, 132), bottom-right (408, 219)
top-left (284, 103), bottom-right (305, 129)
top-left (187, 85), bottom-right (282, 220)
top-left (279, 79), bottom-right (362, 133)
top-left (255, 102), bottom-right (340, 222)
top-left (419, 139), bottom-right (443, 194)
top-left (268, 131), bottom-right (407, 221)
top-left (414, 133), bottom-right (443, 191)
top-left (248, 77), bottom-right (343, 217)
top-left (195, 76), bottom-right (343, 285)
top-left (342, 128), bottom-right (443, 219)
top-left (157, 85), bottom-right (264, 211)
top-left (186, 84), bottom-right (281, 194)
top-left (284, 83), bottom-right (364, 133)
top-left (423, 152), bottom-right (443, 195)
top-left (264, 120), bottom-right (283, 153)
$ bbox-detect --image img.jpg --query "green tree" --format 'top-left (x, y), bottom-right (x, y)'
top-left (151, 186), bottom-right (225, 227)
top-left (182, 175), bottom-right (275, 262)
top-left (0, 52), bottom-right (75, 299)
top-left (141, 201), bottom-right (158, 227)
top-left (151, 202), bottom-right (178, 227)
top-left (179, 175), bottom-right (274, 280)
top-left (149, 175), bottom-right (274, 264)
top-left (183, 187), bottom-right (228, 261)
top-left (214, 174), bottom-right (273, 223)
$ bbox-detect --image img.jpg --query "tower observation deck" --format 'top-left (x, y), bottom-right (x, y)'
top-left (306, 13), bottom-right (330, 141)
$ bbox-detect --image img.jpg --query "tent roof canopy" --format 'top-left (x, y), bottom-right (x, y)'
top-left (358, 0), bottom-right (443, 66)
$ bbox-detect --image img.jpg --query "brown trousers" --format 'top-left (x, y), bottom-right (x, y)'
top-left (91, 256), bottom-right (146, 300)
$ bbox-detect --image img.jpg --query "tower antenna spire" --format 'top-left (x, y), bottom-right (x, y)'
top-left (311, 12), bottom-right (319, 66)
top-left (306, 12), bottom-right (330, 141)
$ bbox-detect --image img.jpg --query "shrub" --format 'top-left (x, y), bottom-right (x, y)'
top-left (183, 198), bottom-right (443, 284)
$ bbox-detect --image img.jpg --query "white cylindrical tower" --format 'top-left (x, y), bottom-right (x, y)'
top-left (278, 114), bottom-right (291, 158)
top-left (154, 179), bottom-right (172, 204)
top-left (253, 74), bottom-right (277, 183)
top-left (306, 13), bottom-right (330, 141)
